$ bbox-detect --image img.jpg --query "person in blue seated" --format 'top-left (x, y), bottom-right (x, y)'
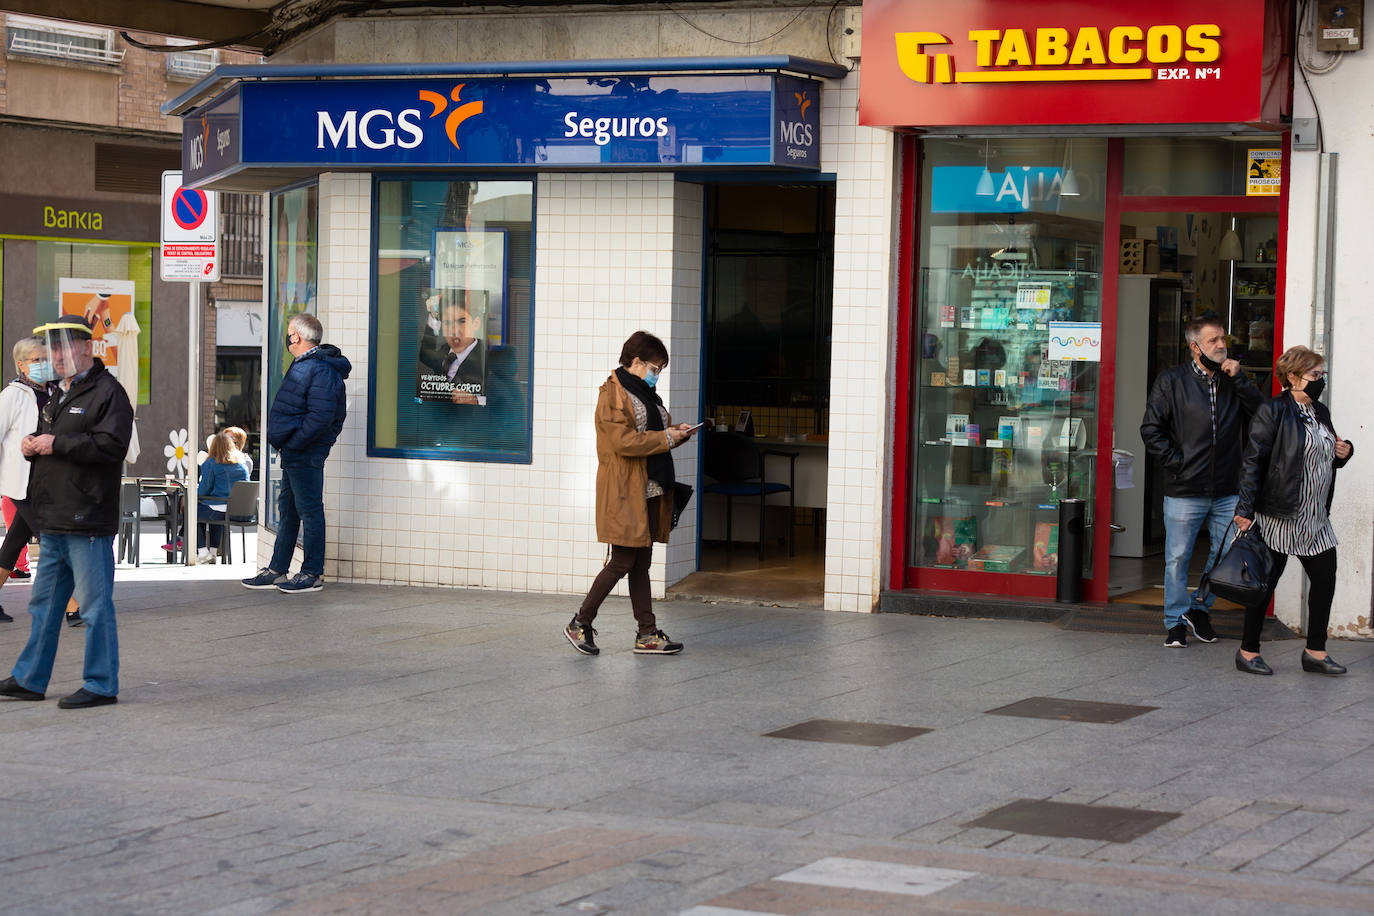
top-left (193, 432), bottom-right (249, 562)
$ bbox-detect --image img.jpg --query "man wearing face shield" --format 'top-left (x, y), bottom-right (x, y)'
top-left (0, 321), bottom-right (132, 709)
top-left (1140, 318), bottom-right (1263, 649)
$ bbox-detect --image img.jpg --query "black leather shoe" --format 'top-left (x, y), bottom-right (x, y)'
top-left (0, 675), bottom-right (45, 700)
top-left (1235, 650), bottom-right (1273, 675)
top-left (1302, 651), bottom-right (1347, 676)
top-left (65, 611), bottom-right (83, 628)
top-left (57, 688), bottom-right (117, 709)
top-left (0, 605), bottom-right (11, 622)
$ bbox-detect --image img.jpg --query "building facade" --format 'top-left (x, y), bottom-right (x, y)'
top-left (169, 0), bottom-right (1372, 637)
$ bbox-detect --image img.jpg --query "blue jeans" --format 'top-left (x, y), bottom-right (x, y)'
top-left (11, 534), bottom-right (118, 697)
top-left (1162, 494), bottom-right (1238, 630)
top-left (270, 448), bottom-right (327, 577)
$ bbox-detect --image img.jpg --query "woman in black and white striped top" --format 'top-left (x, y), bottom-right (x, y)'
top-left (1234, 346), bottom-right (1354, 676)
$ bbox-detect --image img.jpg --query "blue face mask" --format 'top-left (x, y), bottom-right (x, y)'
top-left (27, 361), bottom-right (54, 385)
top-left (644, 369), bottom-right (659, 389)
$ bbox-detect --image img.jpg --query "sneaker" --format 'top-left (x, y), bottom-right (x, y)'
top-left (1182, 607), bottom-right (1218, 643)
top-left (277, 573), bottom-right (323, 594)
top-left (196, 547), bottom-right (215, 563)
top-left (634, 629), bottom-right (683, 655)
top-left (1165, 624), bottom-right (1188, 648)
top-left (66, 611), bottom-right (84, 628)
top-left (162, 538), bottom-right (184, 552)
top-left (8, 569), bottom-right (30, 580)
top-left (241, 567), bottom-right (286, 590)
top-left (0, 605), bottom-right (11, 623)
top-left (564, 618), bottom-right (599, 656)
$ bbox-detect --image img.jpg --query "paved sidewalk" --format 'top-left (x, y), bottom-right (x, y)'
top-left (2, 570), bottom-right (1373, 915)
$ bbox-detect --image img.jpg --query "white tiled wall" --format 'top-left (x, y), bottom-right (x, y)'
top-left (264, 172), bottom-right (706, 599)
top-left (261, 70), bottom-right (900, 614)
top-left (822, 69), bottom-right (899, 613)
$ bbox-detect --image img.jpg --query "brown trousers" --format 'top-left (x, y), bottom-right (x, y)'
top-left (577, 496), bottom-right (661, 635)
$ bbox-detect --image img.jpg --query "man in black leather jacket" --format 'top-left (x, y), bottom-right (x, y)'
top-left (1140, 318), bottom-right (1262, 648)
top-left (0, 321), bottom-right (132, 709)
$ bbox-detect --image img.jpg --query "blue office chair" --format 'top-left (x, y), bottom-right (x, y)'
top-left (703, 430), bottom-right (797, 560)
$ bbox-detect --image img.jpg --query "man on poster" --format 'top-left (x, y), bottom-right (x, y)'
top-left (416, 293), bottom-right (487, 405)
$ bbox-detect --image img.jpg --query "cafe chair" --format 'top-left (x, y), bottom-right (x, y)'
top-left (116, 481), bottom-right (142, 566)
top-left (703, 430), bottom-right (798, 560)
top-left (206, 480), bottom-right (259, 564)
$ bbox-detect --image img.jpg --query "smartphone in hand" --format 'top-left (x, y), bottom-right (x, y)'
top-left (683, 422), bottom-right (705, 434)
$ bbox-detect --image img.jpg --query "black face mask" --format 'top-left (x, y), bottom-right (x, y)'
top-left (1197, 351), bottom-right (1224, 372)
top-left (1301, 377), bottom-right (1326, 402)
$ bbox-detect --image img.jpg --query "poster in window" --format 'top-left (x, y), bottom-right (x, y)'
top-left (432, 228), bottom-right (508, 346)
top-left (416, 289), bottom-right (489, 405)
top-left (57, 278), bottom-right (139, 403)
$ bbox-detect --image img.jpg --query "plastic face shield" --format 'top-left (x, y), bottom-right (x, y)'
top-left (32, 322), bottom-right (93, 381)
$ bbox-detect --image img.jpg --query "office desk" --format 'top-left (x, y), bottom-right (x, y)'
top-left (700, 436), bottom-right (828, 543)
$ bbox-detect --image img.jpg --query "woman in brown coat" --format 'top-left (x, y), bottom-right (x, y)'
top-left (565, 332), bottom-right (695, 656)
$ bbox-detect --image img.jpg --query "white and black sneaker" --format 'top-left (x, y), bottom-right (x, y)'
top-left (1182, 607), bottom-right (1218, 643)
top-left (1165, 624), bottom-right (1188, 648)
top-left (242, 567), bottom-right (286, 590)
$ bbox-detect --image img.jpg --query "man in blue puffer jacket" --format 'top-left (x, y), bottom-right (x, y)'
top-left (242, 313), bottom-right (350, 594)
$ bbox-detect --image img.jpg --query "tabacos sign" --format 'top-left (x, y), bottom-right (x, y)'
top-left (859, 0), bottom-right (1287, 128)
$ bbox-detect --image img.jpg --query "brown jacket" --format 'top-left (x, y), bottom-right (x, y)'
top-left (594, 372), bottom-right (674, 546)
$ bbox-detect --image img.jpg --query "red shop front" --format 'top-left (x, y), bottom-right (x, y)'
top-left (864, 0), bottom-right (1295, 601)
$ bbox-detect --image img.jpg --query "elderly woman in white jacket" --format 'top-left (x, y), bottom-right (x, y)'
top-left (0, 336), bottom-right (50, 623)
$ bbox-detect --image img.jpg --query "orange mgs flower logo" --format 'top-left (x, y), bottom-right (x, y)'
top-left (420, 84), bottom-right (484, 149)
top-left (794, 90), bottom-right (812, 119)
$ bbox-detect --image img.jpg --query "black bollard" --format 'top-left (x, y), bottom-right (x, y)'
top-left (1056, 498), bottom-right (1085, 603)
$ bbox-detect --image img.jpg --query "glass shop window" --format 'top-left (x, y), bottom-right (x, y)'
top-left (370, 177), bottom-right (534, 463)
top-left (909, 138), bottom-right (1107, 579)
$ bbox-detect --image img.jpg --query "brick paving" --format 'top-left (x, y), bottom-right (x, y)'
top-left (1, 568), bottom-right (1374, 914)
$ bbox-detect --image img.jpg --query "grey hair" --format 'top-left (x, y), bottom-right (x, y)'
top-left (1184, 317), bottom-right (1226, 347)
top-left (289, 313), bottom-right (323, 344)
top-left (11, 336), bottom-right (44, 372)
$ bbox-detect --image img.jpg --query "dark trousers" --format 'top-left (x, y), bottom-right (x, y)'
top-left (1241, 547), bottom-right (1337, 653)
top-left (270, 450), bottom-right (328, 577)
top-left (0, 497), bottom-right (36, 571)
top-left (577, 496), bottom-right (661, 636)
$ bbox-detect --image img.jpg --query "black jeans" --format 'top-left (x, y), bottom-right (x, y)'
top-left (577, 496), bottom-right (661, 636)
top-left (0, 497), bottom-right (36, 571)
top-left (1241, 547), bottom-right (1337, 653)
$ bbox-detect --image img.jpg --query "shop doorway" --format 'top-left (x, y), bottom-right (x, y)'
top-left (1108, 210), bottom-right (1279, 605)
top-left (670, 182), bottom-right (835, 606)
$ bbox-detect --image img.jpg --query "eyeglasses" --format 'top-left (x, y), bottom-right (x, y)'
top-left (646, 363), bottom-right (665, 375)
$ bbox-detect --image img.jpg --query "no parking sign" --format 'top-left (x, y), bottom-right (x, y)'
top-left (160, 171), bottom-right (219, 281)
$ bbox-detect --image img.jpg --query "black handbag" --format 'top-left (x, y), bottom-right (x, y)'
top-left (1197, 523), bottom-right (1274, 606)
top-left (670, 482), bottom-right (694, 530)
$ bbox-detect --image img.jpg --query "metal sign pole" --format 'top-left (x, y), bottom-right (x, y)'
top-left (186, 280), bottom-right (199, 566)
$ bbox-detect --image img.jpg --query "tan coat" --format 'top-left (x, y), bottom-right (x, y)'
top-left (594, 372), bottom-right (674, 546)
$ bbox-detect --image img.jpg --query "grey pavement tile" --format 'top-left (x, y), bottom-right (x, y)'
top-left (8, 580), bottom-right (1374, 914)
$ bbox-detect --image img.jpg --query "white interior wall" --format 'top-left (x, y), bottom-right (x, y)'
top-left (1281, 47), bottom-right (1374, 637)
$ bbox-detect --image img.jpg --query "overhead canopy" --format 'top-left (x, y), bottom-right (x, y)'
top-left (166, 58), bottom-right (845, 191)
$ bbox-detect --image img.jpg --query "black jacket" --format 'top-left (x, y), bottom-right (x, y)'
top-left (1236, 391), bottom-right (1353, 520)
top-left (27, 360), bottom-right (133, 536)
top-left (1140, 362), bottom-right (1263, 498)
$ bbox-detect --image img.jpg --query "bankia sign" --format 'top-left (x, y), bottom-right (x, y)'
top-left (182, 73), bottom-right (822, 186)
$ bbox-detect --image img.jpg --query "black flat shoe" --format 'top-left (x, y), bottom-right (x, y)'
top-left (0, 675), bottom-right (45, 700)
top-left (0, 606), bottom-right (11, 622)
top-left (1235, 650), bottom-right (1273, 676)
top-left (1302, 651), bottom-right (1347, 676)
top-left (57, 688), bottom-right (117, 709)
top-left (65, 611), bottom-right (83, 628)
